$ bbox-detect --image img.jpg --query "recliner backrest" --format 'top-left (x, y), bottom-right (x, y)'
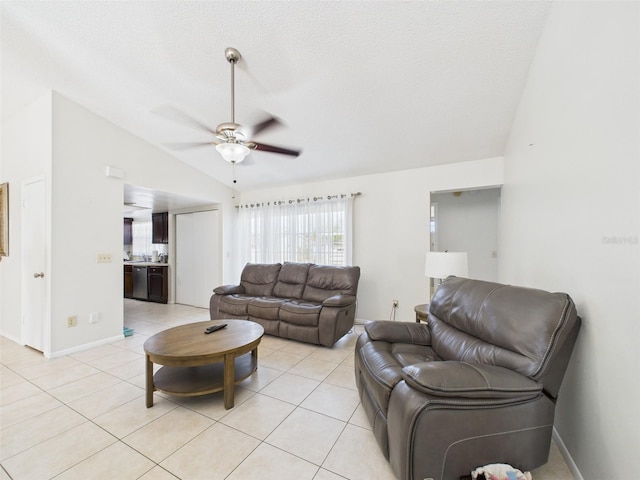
top-left (429, 276), bottom-right (580, 398)
top-left (302, 265), bottom-right (361, 303)
top-left (240, 263), bottom-right (282, 296)
top-left (273, 262), bottom-right (311, 299)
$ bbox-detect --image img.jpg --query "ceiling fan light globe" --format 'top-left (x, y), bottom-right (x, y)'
top-left (216, 142), bottom-right (250, 163)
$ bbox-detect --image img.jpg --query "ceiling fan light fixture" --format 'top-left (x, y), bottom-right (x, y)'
top-left (216, 142), bottom-right (250, 163)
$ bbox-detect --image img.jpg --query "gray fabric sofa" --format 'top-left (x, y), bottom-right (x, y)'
top-left (354, 276), bottom-right (581, 480)
top-left (210, 262), bottom-right (360, 346)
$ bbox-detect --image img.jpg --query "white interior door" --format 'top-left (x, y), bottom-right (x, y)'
top-left (193, 210), bottom-right (220, 307)
top-left (175, 210), bottom-right (221, 308)
top-left (23, 179), bottom-right (47, 351)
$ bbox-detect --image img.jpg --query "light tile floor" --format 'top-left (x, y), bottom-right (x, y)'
top-left (0, 299), bottom-right (575, 479)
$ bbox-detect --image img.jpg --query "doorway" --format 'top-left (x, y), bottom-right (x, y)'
top-left (430, 188), bottom-right (501, 282)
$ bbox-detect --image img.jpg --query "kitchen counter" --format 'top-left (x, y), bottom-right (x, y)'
top-left (124, 261), bottom-right (169, 266)
top-left (124, 262), bottom-right (169, 303)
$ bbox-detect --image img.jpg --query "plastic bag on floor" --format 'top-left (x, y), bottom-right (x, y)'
top-left (471, 463), bottom-right (532, 480)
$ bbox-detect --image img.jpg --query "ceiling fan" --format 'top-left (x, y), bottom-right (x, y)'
top-left (158, 47), bottom-right (301, 166)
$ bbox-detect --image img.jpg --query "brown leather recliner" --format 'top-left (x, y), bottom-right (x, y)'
top-left (354, 277), bottom-right (581, 480)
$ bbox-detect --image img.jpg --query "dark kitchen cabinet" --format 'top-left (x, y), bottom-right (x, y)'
top-left (124, 265), bottom-right (133, 298)
top-left (152, 212), bottom-right (169, 244)
top-left (123, 218), bottom-right (133, 244)
top-left (148, 266), bottom-right (168, 303)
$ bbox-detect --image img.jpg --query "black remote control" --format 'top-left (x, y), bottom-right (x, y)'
top-left (205, 323), bottom-right (227, 334)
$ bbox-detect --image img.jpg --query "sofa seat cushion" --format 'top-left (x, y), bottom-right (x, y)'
top-left (248, 297), bottom-right (287, 320)
top-left (358, 340), bottom-right (440, 412)
top-left (219, 294), bottom-right (252, 317)
top-left (280, 300), bottom-right (322, 327)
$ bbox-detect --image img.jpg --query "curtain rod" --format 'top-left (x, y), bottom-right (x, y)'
top-left (236, 192), bottom-right (362, 209)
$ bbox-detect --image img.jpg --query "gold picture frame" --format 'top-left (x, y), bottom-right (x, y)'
top-left (0, 182), bottom-right (8, 258)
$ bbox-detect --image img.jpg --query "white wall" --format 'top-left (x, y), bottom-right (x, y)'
top-left (1, 92), bottom-right (234, 356)
top-left (500, 2), bottom-right (639, 478)
top-left (239, 157), bottom-right (503, 322)
top-left (0, 92), bottom-right (53, 345)
top-left (432, 188), bottom-right (500, 281)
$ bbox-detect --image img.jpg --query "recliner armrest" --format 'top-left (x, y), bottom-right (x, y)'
top-left (322, 294), bottom-right (356, 307)
top-left (213, 285), bottom-right (245, 295)
top-left (365, 321), bottom-right (431, 346)
top-left (402, 361), bottom-right (542, 399)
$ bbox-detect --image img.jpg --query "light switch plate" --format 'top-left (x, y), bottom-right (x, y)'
top-left (96, 253), bottom-right (112, 263)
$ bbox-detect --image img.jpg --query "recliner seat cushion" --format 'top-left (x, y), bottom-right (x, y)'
top-left (248, 297), bottom-right (287, 320)
top-left (219, 294), bottom-right (252, 317)
top-left (280, 300), bottom-right (322, 326)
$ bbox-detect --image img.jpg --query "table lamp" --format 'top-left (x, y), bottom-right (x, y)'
top-left (424, 251), bottom-right (468, 298)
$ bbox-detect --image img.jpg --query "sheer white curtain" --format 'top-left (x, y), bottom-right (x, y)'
top-left (131, 219), bottom-right (153, 257)
top-left (237, 196), bottom-right (354, 266)
top-left (131, 219), bottom-right (169, 258)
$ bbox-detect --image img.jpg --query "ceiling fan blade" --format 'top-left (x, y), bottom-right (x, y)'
top-left (163, 141), bottom-right (218, 151)
top-left (152, 105), bottom-right (218, 135)
top-left (252, 142), bottom-right (301, 157)
top-left (240, 115), bottom-right (283, 138)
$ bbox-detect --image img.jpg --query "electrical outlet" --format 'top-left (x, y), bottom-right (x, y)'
top-left (67, 315), bottom-right (77, 328)
top-left (96, 253), bottom-right (112, 263)
top-left (393, 299), bottom-right (399, 308)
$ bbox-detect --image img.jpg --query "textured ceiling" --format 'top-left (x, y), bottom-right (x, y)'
top-left (1, 1), bottom-right (551, 191)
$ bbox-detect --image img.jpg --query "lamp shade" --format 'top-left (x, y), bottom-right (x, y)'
top-left (424, 251), bottom-right (468, 279)
top-left (216, 142), bottom-right (250, 163)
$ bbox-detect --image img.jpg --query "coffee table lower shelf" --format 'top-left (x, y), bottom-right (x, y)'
top-left (152, 352), bottom-right (256, 397)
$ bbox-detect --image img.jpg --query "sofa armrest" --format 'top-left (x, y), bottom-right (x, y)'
top-left (322, 294), bottom-right (356, 307)
top-left (364, 320), bottom-right (431, 346)
top-left (213, 284), bottom-right (245, 295)
top-left (402, 361), bottom-right (543, 399)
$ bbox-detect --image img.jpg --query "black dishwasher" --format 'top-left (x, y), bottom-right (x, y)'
top-left (132, 266), bottom-right (148, 300)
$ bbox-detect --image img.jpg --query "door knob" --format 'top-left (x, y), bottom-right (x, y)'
top-left (33, 272), bottom-right (45, 278)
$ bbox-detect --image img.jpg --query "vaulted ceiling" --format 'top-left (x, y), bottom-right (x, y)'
top-left (1, 1), bottom-right (551, 191)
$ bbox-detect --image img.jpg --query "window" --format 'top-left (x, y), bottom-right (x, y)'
top-left (238, 196), bottom-right (354, 266)
top-left (132, 219), bottom-right (152, 256)
top-left (131, 218), bottom-right (168, 258)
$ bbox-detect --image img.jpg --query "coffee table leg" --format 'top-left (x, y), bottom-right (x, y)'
top-left (223, 353), bottom-right (235, 409)
top-left (145, 354), bottom-right (154, 408)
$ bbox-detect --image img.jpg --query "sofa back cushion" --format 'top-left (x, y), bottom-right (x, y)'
top-left (302, 265), bottom-right (360, 303)
top-left (273, 262), bottom-right (311, 299)
top-left (240, 263), bottom-right (282, 296)
top-left (428, 276), bottom-right (579, 397)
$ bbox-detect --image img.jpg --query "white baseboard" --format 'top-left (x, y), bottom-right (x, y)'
top-left (553, 427), bottom-right (583, 480)
top-left (0, 331), bottom-right (23, 345)
top-left (46, 334), bottom-right (124, 358)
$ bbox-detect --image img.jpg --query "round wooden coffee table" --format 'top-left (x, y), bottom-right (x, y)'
top-left (143, 320), bottom-right (264, 409)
